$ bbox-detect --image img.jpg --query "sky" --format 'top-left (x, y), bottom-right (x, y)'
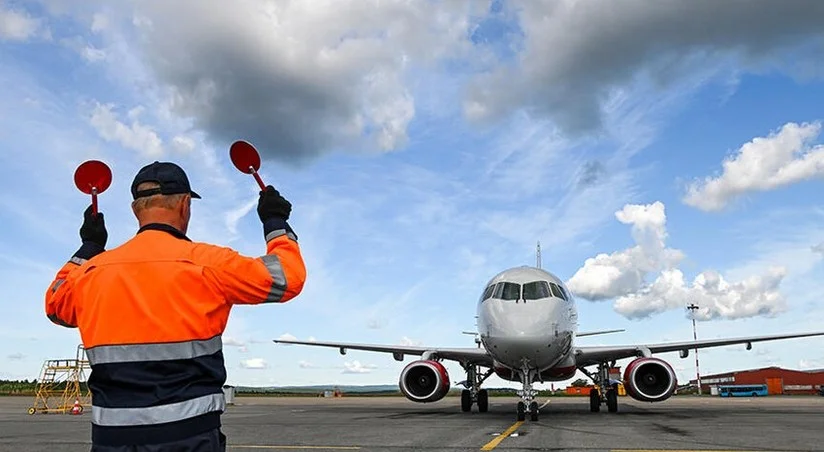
top-left (2, 0), bottom-right (824, 391)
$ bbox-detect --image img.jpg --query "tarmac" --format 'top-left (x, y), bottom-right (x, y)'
top-left (1, 394), bottom-right (822, 451)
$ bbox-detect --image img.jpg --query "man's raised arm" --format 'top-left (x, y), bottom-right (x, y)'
top-left (45, 205), bottom-right (108, 328)
top-left (201, 185), bottom-right (306, 305)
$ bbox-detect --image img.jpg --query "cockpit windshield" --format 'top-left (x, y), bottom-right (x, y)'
top-left (523, 281), bottom-right (551, 300)
top-left (480, 284), bottom-right (495, 302)
top-left (493, 282), bottom-right (521, 300)
top-left (549, 282), bottom-right (567, 300)
top-left (481, 278), bottom-right (571, 302)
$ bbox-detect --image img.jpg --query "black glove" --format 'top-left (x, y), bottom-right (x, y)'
top-left (73, 205), bottom-right (107, 261)
top-left (80, 205), bottom-right (108, 248)
top-left (257, 186), bottom-right (291, 222)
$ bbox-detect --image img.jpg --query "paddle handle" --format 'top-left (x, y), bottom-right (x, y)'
top-left (91, 187), bottom-right (99, 216)
top-left (250, 167), bottom-right (266, 191)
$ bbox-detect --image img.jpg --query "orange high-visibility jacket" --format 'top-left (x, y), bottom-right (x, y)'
top-left (45, 222), bottom-right (306, 446)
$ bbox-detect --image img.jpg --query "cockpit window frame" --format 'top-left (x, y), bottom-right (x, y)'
top-left (522, 280), bottom-right (551, 301)
top-left (488, 281), bottom-right (521, 301)
top-left (500, 282), bottom-right (521, 301)
top-left (480, 284), bottom-right (495, 302)
top-left (558, 284), bottom-right (570, 301)
top-left (549, 282), bottom-right (567, 301)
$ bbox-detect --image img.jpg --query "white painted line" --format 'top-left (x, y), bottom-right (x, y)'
top-left (540, 399), bottom-right (551, 409)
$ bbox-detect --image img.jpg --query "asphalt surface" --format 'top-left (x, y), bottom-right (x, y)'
top-left (1, 395), bottom-right (822, 451)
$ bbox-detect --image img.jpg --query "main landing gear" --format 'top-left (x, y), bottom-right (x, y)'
top-left (516, 362), bottom-right (539, 422)
top-left (459, 364), bottom-right (493, 413)
top-left (580, 362), bottom-right (619, 413)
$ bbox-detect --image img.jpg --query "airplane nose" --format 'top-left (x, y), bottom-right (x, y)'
top-left (483, 299), bottom-right (560, 337)
top-left (484, 335), bottom-right (561, 369)
top-left (480, 298), bottom-right (568, 369)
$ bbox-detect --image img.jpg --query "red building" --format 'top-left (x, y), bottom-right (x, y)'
top-left (689, 366), bottom-right (824, 395)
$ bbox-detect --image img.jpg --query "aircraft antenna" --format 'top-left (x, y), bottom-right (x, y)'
top-left (536, 241), bottom-right (542, 269)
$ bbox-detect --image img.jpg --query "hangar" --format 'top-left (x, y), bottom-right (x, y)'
top-left (689, 366), bottom-right (824, 395)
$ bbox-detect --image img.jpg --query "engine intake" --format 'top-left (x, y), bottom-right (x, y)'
top-left (623, 357), bottom-right (677, 402)
top-left (399, 360), bottom-right (450, 403)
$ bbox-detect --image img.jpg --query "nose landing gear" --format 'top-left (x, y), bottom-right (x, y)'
top-left (516, 362), bottom-right (540, 421)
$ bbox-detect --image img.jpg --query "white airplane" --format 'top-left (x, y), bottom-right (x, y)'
top-left (273, 251), bottom-right (824, 421)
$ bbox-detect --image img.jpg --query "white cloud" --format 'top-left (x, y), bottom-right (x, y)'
top-left (171, 135), bottom-right (196, 154)
top-left (342, 360), bottom-right (377, 374)
top-left (683, 121), bottom-right (824, 211)
top-left (277, 333), bottom-right (297, 341)
top-left (224, 198), bottom-right (258, 237)
top-left (567, 201), bottom-right (788, 320)
top-left (799, 359), bottom-right (824, 370)
top-left (298, 360), bottom-right (316, 369)
top-left (811, 243), bottom-right (824, 256)
top-left (0, 3), bottom-right (45, 41)
top-left (308, 336), bottom-right (316, 342)
top-left (91, 12), bottom-right (108, 34)
top-left (566, 201), bottom-right (684, 300)
top-left (614, 266), bottom-right (787, 320)
top-left (399, 337), bottom-right (421, 347)
top-left (106, 0), bottom-right (488, 164)
top-left (7, 353), bottom-right (24, 361)
top-left (89, 101), bottom-right (164, 157)
top-left (81, 45), bottom-right (106, 62)
top-left (240, 358), bottom-right (268, 369)
top-left (223, 336), bottom-right (245, 347)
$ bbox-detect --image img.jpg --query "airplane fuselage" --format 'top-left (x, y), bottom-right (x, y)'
top-left (476, 266), bottom-right (578, 382)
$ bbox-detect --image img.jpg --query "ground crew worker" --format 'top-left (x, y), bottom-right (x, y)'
top-left (45, 161), bottom-right (307, 451)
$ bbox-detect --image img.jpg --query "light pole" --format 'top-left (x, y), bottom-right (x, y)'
top-left (686, 303), bottom-right (701, 395)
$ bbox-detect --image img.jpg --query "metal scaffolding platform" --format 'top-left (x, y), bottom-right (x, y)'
top-left (27, 345), bottom-right (91, 415)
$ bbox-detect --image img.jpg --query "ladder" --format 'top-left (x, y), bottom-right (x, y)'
top-left (27, 345), bottom-right (92, 414)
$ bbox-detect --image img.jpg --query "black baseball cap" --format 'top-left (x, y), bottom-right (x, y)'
top-left (131, 161), bottom-right (202, 200)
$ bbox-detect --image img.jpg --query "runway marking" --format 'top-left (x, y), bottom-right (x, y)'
top-left (539, 399), bottom-right (551, 409)
top-left (480, 421), bottom-right (523, 451)
top-left (229, 446), bottom-right (361, 450)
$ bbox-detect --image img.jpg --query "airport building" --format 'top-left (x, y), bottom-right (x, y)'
top-left (689, 366), bottom-right (824, 395)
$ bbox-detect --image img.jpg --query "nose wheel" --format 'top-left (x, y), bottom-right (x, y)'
top-left (516, 401), bottom-right (540, 421)
top-left (515, 362), bottom-right (540, 421)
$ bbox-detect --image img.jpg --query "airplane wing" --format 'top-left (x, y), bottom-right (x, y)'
top-left (272, 339), bottom-right (495, 367)
top-left (577, 329), bottom-right (625, 337)
top-left (574, 331), bottom-right (824, 368)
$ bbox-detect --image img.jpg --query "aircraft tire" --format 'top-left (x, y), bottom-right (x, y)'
top-left (606, 389), bottom-right (618, 413)
top-left (461, 389), bottom-right (472, 412)
top-left (477, 389), bottom-right (488, 412)
top-left (517, 401), bottom-right (526, 421)
top-left (529, 401), bottom-right (538, 421)
top-left (589, 389), bottom-right (600, 412)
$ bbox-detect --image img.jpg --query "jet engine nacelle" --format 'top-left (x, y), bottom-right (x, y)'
top-left (623, 357), bottom-right (677, 402)
top-left (399, 360), bottom-right (450, 403)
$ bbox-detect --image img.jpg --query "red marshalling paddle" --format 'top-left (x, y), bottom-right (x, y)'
top-left (73, 160), bottom-right (112, 216)
top-left (229, 140), bottom-right (266, 190)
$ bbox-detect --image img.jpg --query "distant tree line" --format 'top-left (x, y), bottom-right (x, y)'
top-left (0, 379), bottom-right (89, 396)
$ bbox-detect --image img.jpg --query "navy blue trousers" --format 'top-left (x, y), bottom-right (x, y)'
top-left (90, 428), bottom-right (225, 451)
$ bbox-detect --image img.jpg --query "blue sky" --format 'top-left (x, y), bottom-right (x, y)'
top-left (2, 1), bottom-right (824, 389)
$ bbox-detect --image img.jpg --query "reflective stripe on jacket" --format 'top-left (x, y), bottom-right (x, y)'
top-left (44, 222), bottom-right (306, 446)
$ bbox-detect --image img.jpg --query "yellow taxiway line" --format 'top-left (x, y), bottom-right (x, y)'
top-left (229, 446), bottom-right (361, 450)
top-left (480, 420), bottom-right (524, 450)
